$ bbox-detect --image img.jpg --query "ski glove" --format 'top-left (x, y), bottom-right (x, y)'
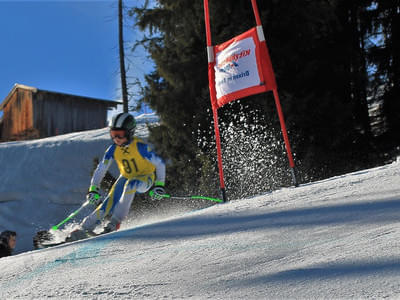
top-left (87, 185), bottom-right (101, 206)
top-left (149, 183), bottom-right (166, 200)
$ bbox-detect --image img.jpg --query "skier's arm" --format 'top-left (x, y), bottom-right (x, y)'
top-left (151, 152), bottom-right (166, 186)
top-left (90, 144), bottom-right (116, 190)
top-left (137, 142), bottom-right (166, 186)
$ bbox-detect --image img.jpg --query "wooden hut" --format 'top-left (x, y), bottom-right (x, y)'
top-left (0, 84), bottom-right (120, 141)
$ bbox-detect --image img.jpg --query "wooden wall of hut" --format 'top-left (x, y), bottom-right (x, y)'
top-left (0, 85), bottom-right (118, 142)
top-left (0, 89), bottom-right (36, 141)
top-left (33, 91), bottom-right (109, 137)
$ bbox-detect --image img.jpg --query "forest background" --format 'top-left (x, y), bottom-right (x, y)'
top-left (126, 0), bottom-right (399, 200)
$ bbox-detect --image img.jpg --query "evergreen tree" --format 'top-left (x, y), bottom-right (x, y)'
top-left (366, 1), bottom-right (400, 146)
top-left (132, 0), bottom-right (215, 195)
top-left (257, 0), bottom-right (376, 178)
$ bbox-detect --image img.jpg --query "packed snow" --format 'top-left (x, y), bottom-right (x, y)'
top-left (1, 113), bottom-right (400, 299)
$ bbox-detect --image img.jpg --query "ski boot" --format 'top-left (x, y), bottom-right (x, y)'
top-left (101, 218), bottom-right (121, 234)
top-left (65, 228), bottom-right (94, 243)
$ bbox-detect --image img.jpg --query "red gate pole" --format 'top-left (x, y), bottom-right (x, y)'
top-left (272, 89), bottom-right (298, 186)
top-left (204, 0), bottom-right (227, 201)
top-left (251, 0), bottom-right (298, 186)
top-left (212, 107), bottom-right (227, 201)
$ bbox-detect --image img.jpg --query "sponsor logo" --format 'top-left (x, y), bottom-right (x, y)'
top-left (217, 49), bottom-right (251, 73)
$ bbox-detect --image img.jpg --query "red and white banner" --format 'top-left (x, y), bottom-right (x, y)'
top-left (213, 27), bottom-right (276, 108)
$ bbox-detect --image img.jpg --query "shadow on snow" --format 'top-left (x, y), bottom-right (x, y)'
top-left (236, 258), bottom-right (400, 285)
top-left (105, 196), bottom-right (400, 241)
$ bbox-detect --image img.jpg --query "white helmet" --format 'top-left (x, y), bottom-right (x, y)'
top-left (110, 113), bottom-right (136, 141)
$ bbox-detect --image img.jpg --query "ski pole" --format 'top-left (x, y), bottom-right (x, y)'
top-left (159, 194), bottom-right (223, 203)
top-left (51, 200), bottom-right (90, 231)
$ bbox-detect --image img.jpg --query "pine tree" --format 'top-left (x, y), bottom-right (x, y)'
top-left (371, 1), bottom-right (400, 145)
top-left (132, 0), bottom-right (215, 194)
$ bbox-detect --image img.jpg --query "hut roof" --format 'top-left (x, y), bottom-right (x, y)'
top-left (0, 83), bottom-right (121, 111)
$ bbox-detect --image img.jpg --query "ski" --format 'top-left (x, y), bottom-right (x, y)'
top-left (33, 229), bottom-right (102, 249)
top-left (36, 240), bottom-right (68, 249)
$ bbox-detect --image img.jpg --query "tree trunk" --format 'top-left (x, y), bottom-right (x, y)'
top-left (119, 0), bottom-right (129, 113)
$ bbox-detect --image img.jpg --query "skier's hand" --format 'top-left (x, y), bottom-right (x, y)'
top-left (149, 185), bottom-right (166, 200)
top-left (87, 191), bottom-right (101, 205)
top-left (86, 185), bottom-right (101, 206)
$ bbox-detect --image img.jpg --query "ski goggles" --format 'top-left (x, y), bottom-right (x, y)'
top-left (110, 129), bottom-right (126, 139)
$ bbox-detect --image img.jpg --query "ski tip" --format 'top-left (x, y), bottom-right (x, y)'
top-left (51, 226), bottom-right (58, 231)
top-left (33, 230), bottom-right (55, 250)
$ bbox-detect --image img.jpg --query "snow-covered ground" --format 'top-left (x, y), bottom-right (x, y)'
top-left (1, 114), bottom-right (400, 298)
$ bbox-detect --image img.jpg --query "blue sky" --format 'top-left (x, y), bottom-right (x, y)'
top-left (0, 0), bottom-right (153, 115)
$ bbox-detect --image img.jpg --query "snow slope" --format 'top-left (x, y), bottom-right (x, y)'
top-left (0, 125), bottom-right (399, 298)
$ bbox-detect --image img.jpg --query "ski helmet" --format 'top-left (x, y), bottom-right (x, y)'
top-left (110, 113), bottom-right (136, 141)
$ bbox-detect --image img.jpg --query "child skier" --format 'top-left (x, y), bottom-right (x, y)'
top-left (67, 112), bottom-right (166, 241)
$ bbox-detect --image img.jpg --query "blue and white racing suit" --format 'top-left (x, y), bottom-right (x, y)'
top-left (80, 137), bottom-right (165, 231)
